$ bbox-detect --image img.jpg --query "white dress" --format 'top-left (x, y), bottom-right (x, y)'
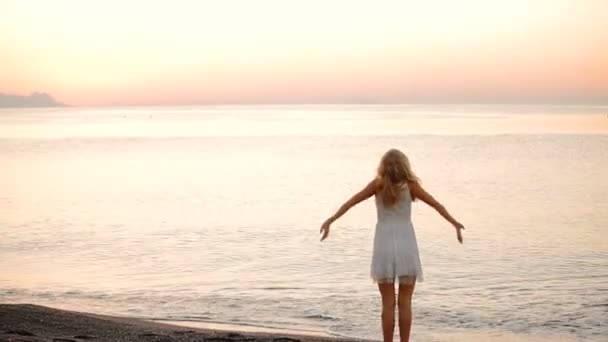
top-left (371, 184), bottom-right (423, 283)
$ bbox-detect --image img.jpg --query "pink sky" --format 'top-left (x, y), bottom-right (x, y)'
top-left (2, 0), bottom-right (607, 106)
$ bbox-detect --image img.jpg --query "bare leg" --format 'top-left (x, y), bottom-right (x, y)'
top-left (397, 277), bottom-right (416, 342)
top-left (378, 282), bottom-right (396, 342)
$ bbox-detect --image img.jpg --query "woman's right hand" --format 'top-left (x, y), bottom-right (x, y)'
top-left (454, 222), bottom-right (465, 244)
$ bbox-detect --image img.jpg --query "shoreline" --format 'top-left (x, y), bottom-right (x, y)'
top-left (0, 304), bottom-right (369, 342)
top-left (0, 303), bottom-right (599, 342)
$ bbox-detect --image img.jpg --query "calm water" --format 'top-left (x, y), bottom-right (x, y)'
top-left (1, 105), bottom-right (607, 341)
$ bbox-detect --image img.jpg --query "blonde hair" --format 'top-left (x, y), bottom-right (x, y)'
top-left (377, 148), bottom-right (420, 207)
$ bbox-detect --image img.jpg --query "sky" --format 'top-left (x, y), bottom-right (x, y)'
top-left (1, 0), bottom-right (607, 106)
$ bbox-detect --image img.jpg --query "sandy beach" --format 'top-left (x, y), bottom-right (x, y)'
top-left (2, 304), bottom-right (596, 342)
top-left (0, 304), bottom-right (369, 342)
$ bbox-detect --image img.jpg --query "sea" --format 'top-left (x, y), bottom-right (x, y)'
top-left (1, 104), bottom-right (607, 341)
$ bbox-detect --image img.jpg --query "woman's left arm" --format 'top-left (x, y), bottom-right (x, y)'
top-left (320, 179), bottom-right (378, 241)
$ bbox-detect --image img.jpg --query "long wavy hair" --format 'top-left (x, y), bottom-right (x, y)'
top-left (377, 149), bottom-right (420, 207)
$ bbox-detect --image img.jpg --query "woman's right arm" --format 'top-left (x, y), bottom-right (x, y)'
top-left (409, 182), bottom-right (465, 243)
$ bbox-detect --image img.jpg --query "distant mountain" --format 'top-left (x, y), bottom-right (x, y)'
top-left (0, 92), bottom-right (65, 108)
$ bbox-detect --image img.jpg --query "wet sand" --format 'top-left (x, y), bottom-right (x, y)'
top-left (1, 304), bottom-right (594, 342)
top-left (0, 304), bottom-right (368, 342)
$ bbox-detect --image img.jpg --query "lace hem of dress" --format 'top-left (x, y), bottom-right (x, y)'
top-left (373, 275), bottom-right (419, 285)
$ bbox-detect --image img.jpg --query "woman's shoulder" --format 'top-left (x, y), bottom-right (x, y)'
top-left (406, 181), bottom-right (418, 188)
top-left (370, 177), bottom-right (384, 190)
top-left (405, 181), bottom-right (423, 201)
top-left (406, 179), bottom-right (424, 187)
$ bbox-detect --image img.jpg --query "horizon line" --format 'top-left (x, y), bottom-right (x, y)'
top-left (3, 101), bottom-right (608, 109)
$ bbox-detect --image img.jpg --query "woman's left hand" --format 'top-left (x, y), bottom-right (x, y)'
top-left (320, 221), bottom-right (331, 241)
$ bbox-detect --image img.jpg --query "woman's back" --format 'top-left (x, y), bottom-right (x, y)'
top-left (374, 184), bottom-right (413, 224)
top-left (371, 183), bottom-right (423, 283)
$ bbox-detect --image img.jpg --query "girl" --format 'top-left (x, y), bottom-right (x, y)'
top-left (320, 148), bottom-right (464, 342)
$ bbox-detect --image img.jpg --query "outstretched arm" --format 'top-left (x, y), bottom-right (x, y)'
top-left (409, 182), bottom-right (465, 243)
top-left (320, 179), bottom-right (378, 241)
